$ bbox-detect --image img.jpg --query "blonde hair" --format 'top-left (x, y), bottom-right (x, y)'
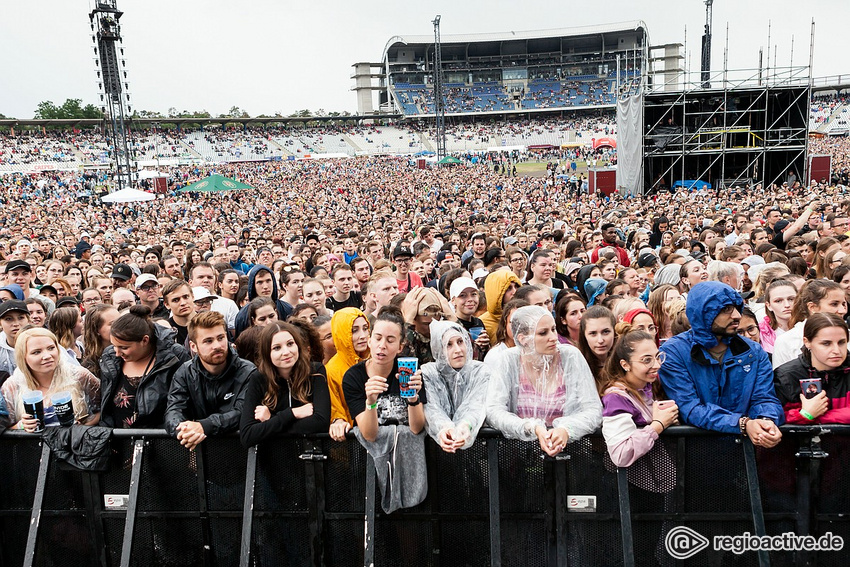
top-left (612, 297), bottom-right (645, 322)
top-left (12, 328), bottom-right (88, 421)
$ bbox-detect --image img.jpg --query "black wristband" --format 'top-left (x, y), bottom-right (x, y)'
top-left (406, 398), bottom-right (421, 406)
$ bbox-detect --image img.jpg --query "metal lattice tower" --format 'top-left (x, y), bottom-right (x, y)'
top-left (700, 0), bottom-right (714, 87)
top-left (432, 15), bottom-right (447, 161)
top-left (90, 1), bottom-right (134, 191)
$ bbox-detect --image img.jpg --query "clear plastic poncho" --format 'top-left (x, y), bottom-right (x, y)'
top-left (484, 305), bottom-right (602, 442)
top-left (421, 320), bottom-right (490, 449)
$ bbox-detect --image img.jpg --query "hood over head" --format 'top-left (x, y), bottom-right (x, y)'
top-left (686, 281), bottom-right (743, 348)
top-left (575, 265), bottom-right (597, 301)
top-left (429, 319), bottom-right (472, 375)
top-left (483, 269), bottom-right (522, 319)
top-left (330, 307), bottom-right (370, 369)
top-left (247, 265), bottom-right (278, 302)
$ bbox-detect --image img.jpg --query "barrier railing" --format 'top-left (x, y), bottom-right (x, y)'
top-left (2, 425), bottom-right (849, 567)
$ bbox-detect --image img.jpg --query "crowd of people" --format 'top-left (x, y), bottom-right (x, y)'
top-left (0, 128), bottom-right (848, 526)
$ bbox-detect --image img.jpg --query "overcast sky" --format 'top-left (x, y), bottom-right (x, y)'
top-left (0, 0), bottom-right (846, 119)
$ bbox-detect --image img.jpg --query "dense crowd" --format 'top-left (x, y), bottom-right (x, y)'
top-left (0, 124), bottom-right (849, 535)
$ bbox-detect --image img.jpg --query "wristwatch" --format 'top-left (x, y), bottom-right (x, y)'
top-left (739, 416), bottom-right (750, 436)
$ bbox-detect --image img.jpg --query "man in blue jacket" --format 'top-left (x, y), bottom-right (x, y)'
top-left (659, 281), bottom-right (783, 447)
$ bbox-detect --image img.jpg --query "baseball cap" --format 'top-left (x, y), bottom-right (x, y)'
top-left (111, 264), bottom-right (132, 281)
top-left (392, 245), bottom-right (413, 259)
top-left (192, 287), bottom-right (218, 302)
top-left (0, 300), bottom-right (29, 318)
top-left (449, 277), bottom-right (478, 300)
top-left (503, 236), bottom-right (518, 246)
top-left (436, 250), bottom-right (454, 264)
top-left (742, 255), bottom-right (765, 267)
top-left (135, 274), bottom-right (159, 289)
top-left (774, 219), bottom-right (790, 232)
top-left (55, 297), bottom-right (80, 309)
top-left (637, 253), bottom-right (659, 268)
top-left (5, 260), bottom-right (31, 274)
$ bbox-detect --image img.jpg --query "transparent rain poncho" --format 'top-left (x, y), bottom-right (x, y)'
top-left (485, 305), bottom-right (602, 442)
top-left (421, 320), bottom-right (490, 449)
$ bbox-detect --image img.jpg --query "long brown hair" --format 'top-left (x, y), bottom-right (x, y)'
top-left (646, 284), bottom-right (677, 339)
top-left (814, 237), bottom-right (839, 279)
top-left (577, 306), bottom-right (617, 384)
top-left (256, 322), bottom-right (314, 408)
top-left (790, 279), bottom-right (843, 326)
top-left (81, 304), bottom-right (119, 377)
top-left (598, 330), bottom-right (657, 399)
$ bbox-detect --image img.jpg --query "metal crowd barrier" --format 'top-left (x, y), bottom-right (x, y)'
top-left (1, 425), bottom-right (849, 567)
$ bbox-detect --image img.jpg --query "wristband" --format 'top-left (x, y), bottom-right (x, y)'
top-left (366, 402), bottom-right (378, 411)
top-left (650, 419), bottom-right (665, 430)
top-left (800, 410), bottom-right (815, 421)
top-left (739, 416), bottom-right (750, 436)
top-left (406, 398), bottom-right (421, 406)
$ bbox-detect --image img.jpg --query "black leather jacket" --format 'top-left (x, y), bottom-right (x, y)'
top-left (99, 325), bottom-right (191, 428)
top-left (164, 349), bottom-right (257, 437)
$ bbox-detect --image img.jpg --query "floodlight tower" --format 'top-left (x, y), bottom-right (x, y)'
top-left (700, 0), bottom-right (714, 87)
top-left (90, 0), bottom-right (135, 191)
top-left (432, 15), bottom-right (447, 161)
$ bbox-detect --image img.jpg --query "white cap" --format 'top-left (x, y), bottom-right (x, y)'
top-left (192, 287), bottom-right (217, 302)
top-left (449, 277), bottom-right (478, 300)
top-left (472, 268), bottom-right (490, 280)
top-left (135, 274), bottom-right (159, 288)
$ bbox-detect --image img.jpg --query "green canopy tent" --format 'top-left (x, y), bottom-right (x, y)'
top-left (437, 156), bottom-right (463, 165)
top-left (178, 174), bottom-right (254, 192)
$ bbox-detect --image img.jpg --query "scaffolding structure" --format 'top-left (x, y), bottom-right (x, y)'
top-left (643, 65), bottom-right (811, 193)
top-left (431, 15), bottom-right (447, 161)
top-left (89, 0), bottom-right (135, 191)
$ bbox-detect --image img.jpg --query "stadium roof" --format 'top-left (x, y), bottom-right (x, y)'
top-left (385, 20), bottom-right (647, 50)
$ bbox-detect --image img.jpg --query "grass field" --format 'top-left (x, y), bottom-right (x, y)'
top-left (512, 161), bottom-right (597, 178)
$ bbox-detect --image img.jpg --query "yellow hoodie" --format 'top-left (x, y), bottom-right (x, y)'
top-left (326, 307), bottom-right (370, 424)
top-left (480, 269), bottom-right (522, 346)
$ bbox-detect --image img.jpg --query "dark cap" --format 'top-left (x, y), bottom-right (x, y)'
top-left (74, 240), bottom-right (92, 259)
top-left (55, 296), bottom-right (80, 309)
top-left (111, 263), bottom-right (132, 281)
top-left (637, 253), bottom-right (659, 268)
top-left (436, 250), bottom-right (454, 264)
top-left (305, 233), bottom-right (320, 243)
top-left (690, 251), bottom-right (707, 261)
top-left (0, 300), bottom-right (29, 318)
top-left (774, 219), bottom-right (791, 232)
top-left (392, 245), bottom-right (413, 259)
top-left (5, 260), bottom-right (31, 274)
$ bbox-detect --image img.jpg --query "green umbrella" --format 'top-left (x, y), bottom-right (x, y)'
top-left (437, 156), bottom-right (463, 165)
top-left (179, 174), bottom-right (254, 192)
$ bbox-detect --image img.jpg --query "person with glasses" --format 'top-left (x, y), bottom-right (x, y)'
top-left (737, 307), bottom-right (762, 345)
top-left (658, 281), bottom-right (784, 446)
top-left (599, 329), bottom-right (677, 488)
top-left (135, 274), bottom-right (169, 318)
top-left (391, 245), bottom-right (422, 293)
top-left (506, 249), bottom-right (527, 281)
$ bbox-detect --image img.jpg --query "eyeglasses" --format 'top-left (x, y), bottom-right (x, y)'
top-left (395, 257), bottom-right (412, 263)
top-left (737, 325), bottom-right (760, 338)
top-left (632, 352), bottom-right (667, 367)
top-left (82, 298), bottom-right (100, 305)
top-left (139, 284), bottom-right (160, 291)
top-left (510, 256), bottom-right (525, 263)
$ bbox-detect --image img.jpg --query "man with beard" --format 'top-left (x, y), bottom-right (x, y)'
top-left (164, 311), bottom-right (257, 451)
top-left (658, 281), bottom-right (784, 447)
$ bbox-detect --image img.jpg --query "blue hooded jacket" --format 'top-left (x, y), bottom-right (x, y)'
top-left (659, 281), bottom-right (784, 433)
top-left (233, 265), bottom-right (292, 336)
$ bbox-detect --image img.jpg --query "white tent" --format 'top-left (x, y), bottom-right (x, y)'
top-left (137, 170), bottom-right (168, 180)
top-left (100, 188), bottom-right (156, 203)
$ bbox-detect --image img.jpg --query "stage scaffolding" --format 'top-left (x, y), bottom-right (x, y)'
top-left (642, 65), bottom-right (811, 194)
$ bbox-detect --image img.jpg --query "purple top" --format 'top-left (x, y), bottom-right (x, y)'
top-left (601, 383), bottom-right (653, 426)
top-left (516, 367), bottom-right (566, 427)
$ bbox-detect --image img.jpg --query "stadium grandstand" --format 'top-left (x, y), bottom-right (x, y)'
top-left (353, 22), bottom-right (647, 118)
